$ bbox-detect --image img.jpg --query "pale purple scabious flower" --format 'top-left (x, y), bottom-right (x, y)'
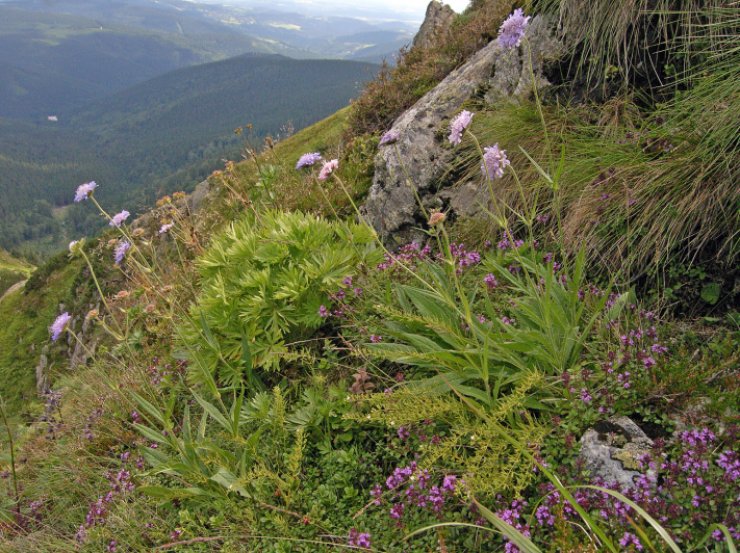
top-left (50, 312), bottom-right (72, 341)
top-left (296, 152), bottom-right (322, 169)
top-left (109, 210), bottom-right (130, 228)
top-left (158, 223), bottom-right (174, 235)
top-left (114, 240), bottom-right (131, 265)
top-left (318, 159), bottom-right (339, 181)
top-left (481, 144), bottom-right (510, 180)
top-left (448, 110), bottom-right (474, 146)
top-left (74, 181), bottom-right (97, 203)
top-left (497, 9), bottom-right (530, 49)
top-left (379, 129), bottom-right (400, 145)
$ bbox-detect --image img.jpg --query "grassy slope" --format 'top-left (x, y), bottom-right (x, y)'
top-left (0, 255), bottom-right (82, 416)
top-left (0, 249), bottom-right (34, 297)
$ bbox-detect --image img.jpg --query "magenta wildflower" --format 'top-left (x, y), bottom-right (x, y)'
top-left (442, 475), bottom-right (457, 492)
top-left (580, 388), bottom-right (592, 404)
top-left (497, 8), bottom-right (530, 49)
top-left (74, 181), bottom-right (97, 203)
top-left (484, 273), bottom-right (499, 289)
top-left (619, 532), bottom-right (643, 551)
top-left (296, 152), bottom-right (322, 169)
top-left (109, 210), bottom-right (130, 228)
top-left (318, 305), bottom-right (330, 318)
top-left (50, 312), bottom-right (72, 342)
top-left (380, 129), bottom-right (400, 145)
top-left (318, 159), bottom-right (339, 181)
top-left (369, 334), bottom-right (382, 343)
top-left (481, 143), bottom-right (510, 180)
top-left (114, 240), bottom-right (131, 265)
top-left (448, 110), bottom-right (474, 146)
top-left (348, 528), bottom-right (372, 549)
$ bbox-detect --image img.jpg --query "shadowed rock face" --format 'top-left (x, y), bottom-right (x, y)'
top-left (362, 16), bottom-right (562, 246)
top-left (412, 1), bottom-right (456, 51)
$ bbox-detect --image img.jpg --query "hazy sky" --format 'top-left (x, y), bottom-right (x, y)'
top-left (221, 0), bottom-right (471, 22)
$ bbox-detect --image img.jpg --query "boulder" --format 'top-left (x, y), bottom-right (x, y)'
top-left (361, 16), bottom-right (562, 245)
top-left (579, 416), bottom-right (654, 490)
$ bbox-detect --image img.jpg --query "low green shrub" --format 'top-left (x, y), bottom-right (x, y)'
top-left (183, 210), bottom-right (381, 384)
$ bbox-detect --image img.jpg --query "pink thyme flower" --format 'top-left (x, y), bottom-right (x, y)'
top-left (50, 312), bottom-right (72, 342)
top-left (481, 144), bottom-right (510, 180)
top-left (74, 181), bottom-right (97, 203)
top-left (109, 210), bottom-right (130, 228)
top-left (318, 159), bottom-right (339, 181)
top-left (448, 110), bottom-right (474, 146)
top-left (497, 9), bottom-right (530, 49)
top-left (296, 152), bottom-right (322, 169)
top-left (158, 223), bottom-right (174, 235)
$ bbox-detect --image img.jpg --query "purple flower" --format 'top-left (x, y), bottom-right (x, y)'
top-left (380, 129), bottom-right (400, 145)
top-left (318, 305), bottom-right (330, 318)
top-left (397, 426), bottom-right (410, 440)
top-left (296, 152), bottom-right (322, 169)
top-left (580, 388), bottom-right (592, 404)
top-left (619, 532), bottom-right (643, 551)
top-left (448, 110), bottom-right (474, 146)
top-left (484, 273), bottom-right (499, 289)
top-left (348, 528), bottom-right (371, 549)
top-left (74, 181), bottom-right (97, 202)
top-left (114, 240), bottom-right (131, 265)
top-left (109, 210), bottom-right (130, 228)
top-left (497, 9), bottom-right (530, 49)
top-left (442, 475), bottom-right (457, 493)
top-left (158, 223), bottom-right (174, 235)
top-left (481, 144), bottom-right (510, 180)
top-left (318, 159), bottom-right (339, 181)
top-left (50, 312), bottom-right (72, 342)
top-left (369, 334), bottom-right (382, 343)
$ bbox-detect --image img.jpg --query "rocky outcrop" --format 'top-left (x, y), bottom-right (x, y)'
top-left (362, 16), bottom-right (562, 245)
top-left (579, 416), bottom-right (654, 490)
top-left (413, 1), bottom-right (456, 51)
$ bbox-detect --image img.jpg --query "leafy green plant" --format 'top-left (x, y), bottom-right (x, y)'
top-left (183, 210), bottom-right (380, 383)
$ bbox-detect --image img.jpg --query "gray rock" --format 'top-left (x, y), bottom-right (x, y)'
top-left (579, 416), bottom-right (654, 489)
top-left (35, 345), bottom-right (50, 395)
top-left (413, 1), bottom-right (456, 51)
top-left (361, 16), bottom-right (562, 245)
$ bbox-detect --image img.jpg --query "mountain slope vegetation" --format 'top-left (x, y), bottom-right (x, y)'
top-left (0, 1), bottom-right (736, 552)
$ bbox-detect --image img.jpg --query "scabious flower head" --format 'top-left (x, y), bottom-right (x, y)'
top-left (428, 211), bottom-right (446, 226)
top-left (481, 143), bottom-right (510, 180)
top-left (109, 210), bottom-right (130, 228)
top-left (318, 159), bottom-right (339, 181)
top-left (114, 240), bottom-right (131, 265)
top-left (50, 312), bottom-right (72, 342)
top-left (74, 181), bottom-right (97, 203)
top-left (68, 239), bottom-right (83, 254)
top-left (379, 129), bottom-right (400, 146)
top-left (158, 223), bottom-right (174, 235)
top-left (296, 152), bottom-right (322, 169)
top-left (448, 110), bottom-right (474, 146)
top-left (497, 8), bottom-right (530, 49)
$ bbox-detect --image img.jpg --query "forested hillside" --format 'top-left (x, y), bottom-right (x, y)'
top-left (0, 55), bottom-right (377, 258)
